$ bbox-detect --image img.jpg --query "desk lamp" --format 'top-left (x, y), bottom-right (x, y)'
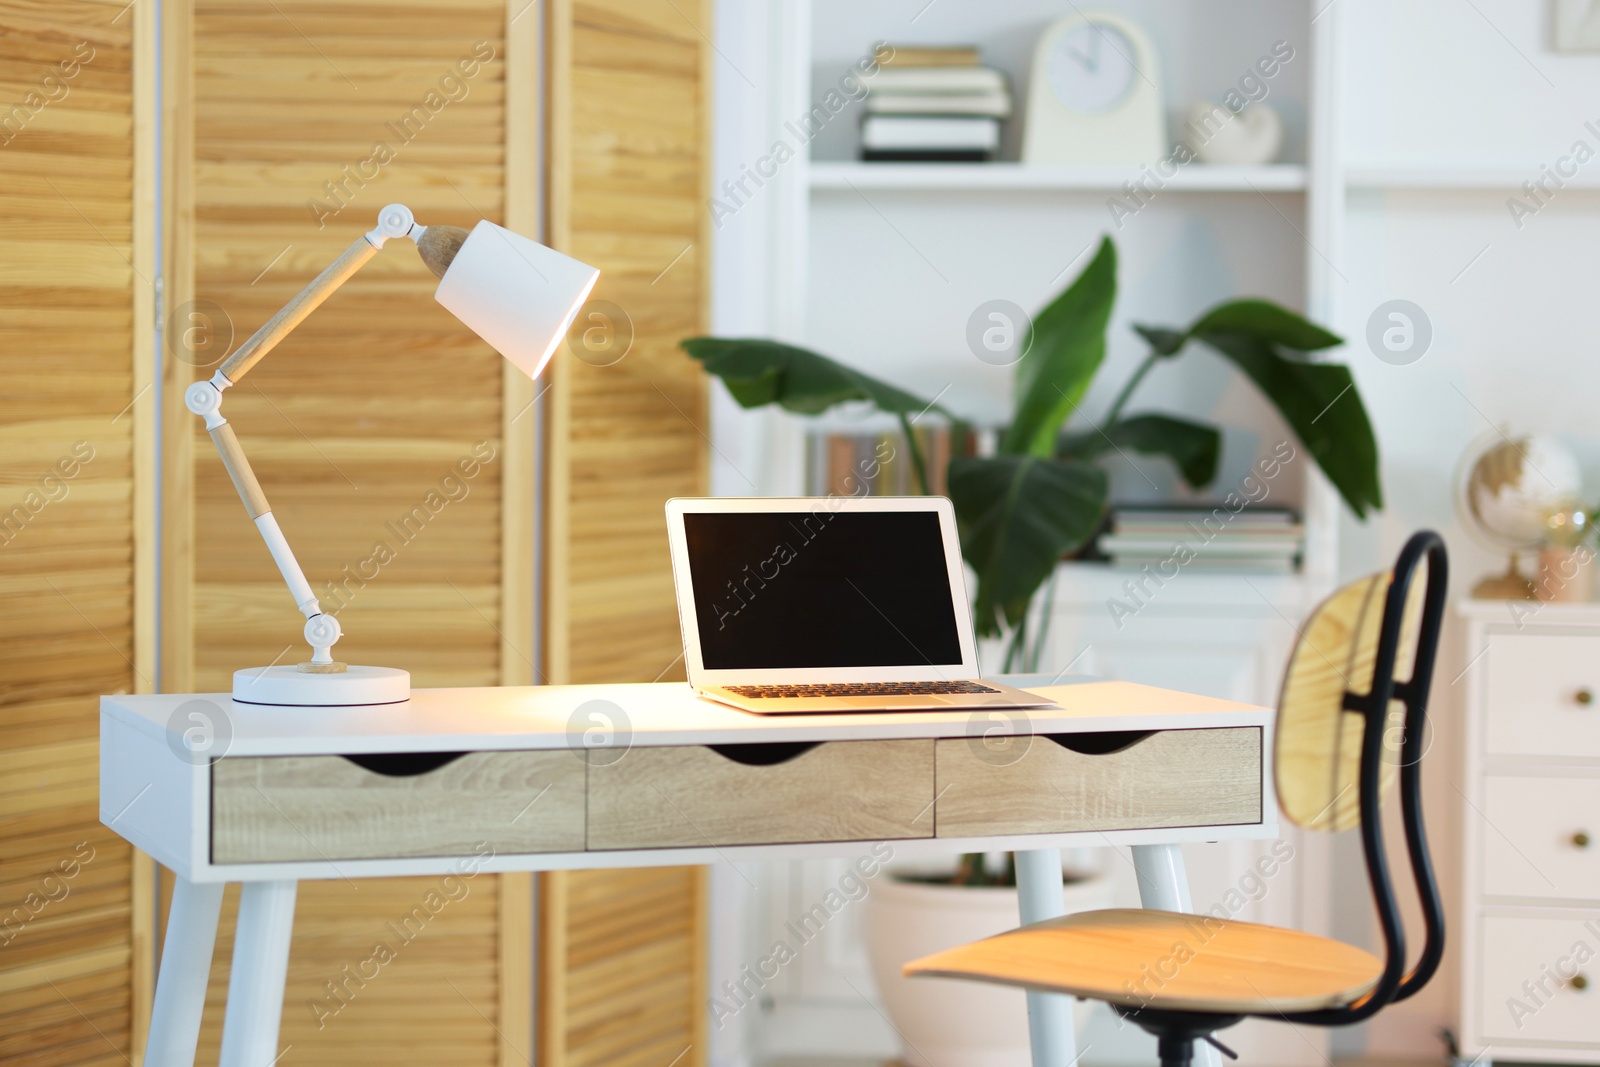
top-left (184, 204), bottom-right (598, 707)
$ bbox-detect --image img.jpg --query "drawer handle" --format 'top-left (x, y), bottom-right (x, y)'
top-left (1577, 688), bottom-right (1595, 706)
top-left (1046, 730), bottom-right (1156, 756)
top-left (1575, 831), bottom-right (1593, 850)
top-left (1574, 973), bottom-right (1591, 992)
top-left (341, 752), bottom-right (468, 777)
top-left (706, 742), bottom-right (821, 767)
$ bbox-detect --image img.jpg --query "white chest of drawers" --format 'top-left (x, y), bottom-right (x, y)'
top-left (1458, 601), bottom-right (1600, 1061)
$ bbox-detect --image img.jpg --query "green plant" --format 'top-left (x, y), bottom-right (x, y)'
top-left (682, 236), bottom-right (1381, 668)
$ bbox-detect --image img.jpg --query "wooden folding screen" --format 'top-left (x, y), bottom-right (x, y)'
top-left (163, 1), bottom-right (537, 1062)
top-left (3, 0), bottom-right (713, 1061)
top-left (0, 1), bottom-right (156, 1063)
top-left (539, 1), bottom-right (712, 1065)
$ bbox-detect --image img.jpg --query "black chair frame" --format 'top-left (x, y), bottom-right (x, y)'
top-left (1119, 530), bottom-right (1451, 1064)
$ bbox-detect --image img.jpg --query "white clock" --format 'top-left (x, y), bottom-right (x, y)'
top-left (1023, 12), bottom-right (1164, 164)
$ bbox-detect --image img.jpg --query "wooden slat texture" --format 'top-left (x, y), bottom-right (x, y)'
top-left (167, 1), bottom-right (535, 1063)
top-left (587, 742), bottom-right (935, 849)
top-left (0, 1), bottom-right (154, 1063)
top-left (195, 877), bottom-right (505, 1065)
top-left (935, 729), bottom-right (1264, 839)
top-left (539, 0), bottom-right (712, 1063)
top-left (544, 867), bottom-right (706, 1067)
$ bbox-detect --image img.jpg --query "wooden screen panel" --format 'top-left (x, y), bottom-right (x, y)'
top-left (545, 0), bottom-right (712, 683)
top-left (540, 0), bottom-right (711, 1065)
top-left (0, 1), bottom-right (155, 1063)
top-left (166, 1), bottom-right (534, 1064)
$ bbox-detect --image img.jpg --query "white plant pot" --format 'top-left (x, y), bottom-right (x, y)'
top-left (863, 869), bottom-right (1114, 1067)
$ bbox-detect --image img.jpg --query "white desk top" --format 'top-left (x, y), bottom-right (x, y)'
top-left (100, 675), bottom-right (1271, 758)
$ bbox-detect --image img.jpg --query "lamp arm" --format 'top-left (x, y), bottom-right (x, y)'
top-left (203, 412), bottom-right (342, 667)
top-left (218, 234), bottom-right (379, 386)
top-left (183, 205), bottom-right (429, 669)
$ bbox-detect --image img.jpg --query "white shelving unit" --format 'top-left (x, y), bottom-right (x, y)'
top-left (1345, 167), bottom-right (1600, 190)
top-left (809, 161), bottom-right (1310, 192)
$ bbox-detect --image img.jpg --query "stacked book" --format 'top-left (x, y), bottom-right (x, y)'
top-left (1097, 507), bottom-right (1304, 574)
top-left (861, 45), bottom-right (1010, 162)
top-left (805, 426), bottom-right (975, 497)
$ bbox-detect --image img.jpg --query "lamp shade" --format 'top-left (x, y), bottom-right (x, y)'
top-left (433, 220), bottom-right (600, 380)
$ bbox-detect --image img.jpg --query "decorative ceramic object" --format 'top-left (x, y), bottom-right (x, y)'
top-left (1184, 101), bottom-right (1284, 165)
top-left (1556, 0), bottom-right (1600, 51)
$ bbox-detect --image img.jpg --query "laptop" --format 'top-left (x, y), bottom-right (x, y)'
top-left (664, 496), bottom-right (1056, 714)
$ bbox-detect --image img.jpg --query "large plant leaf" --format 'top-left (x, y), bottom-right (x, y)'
top-left (1058, 413), bottom-right (1221, 489)
top-left (948, 455), bottom-right (1108, 636)
top-left (1002, 238), bottom-right (1117, 458)
top-left (1197, 333), bottom-right (1383, 516)
top-left (1185, 299), bottom-right (1342, 352)
top-left (681, 337), bottom-right (940, 417)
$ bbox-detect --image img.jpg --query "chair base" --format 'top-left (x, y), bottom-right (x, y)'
top-left (1114, 1007), bottom-right (1243, 1067)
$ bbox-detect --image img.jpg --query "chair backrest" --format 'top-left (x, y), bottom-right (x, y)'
top-left (1270, 531), bottom-right (1449, 1023)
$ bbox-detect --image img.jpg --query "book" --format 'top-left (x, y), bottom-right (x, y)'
top-left (1114, 506), bottom-right (1298, 525)
top-left (861, 115), bottom-right (1000, 152)
top-left (865, 90), bottom-right (1012, 117)
top-left (805, 427), bottom-right (973, 497)
top-left (1098, 535), bottom-right (1302, 558)
top-left (1098, 502), bottom-right (1304, 573)
top-left (861, 66), bottom-right (1008, 94)
top-left (878, 45), bottom-right (981, 68)
top-left (1108, 557), bottom-right (1296, 575)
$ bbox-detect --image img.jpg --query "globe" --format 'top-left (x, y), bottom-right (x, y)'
top-left (1456, 432), bottom-right (1583, 598)
top-left (1458, 434), bottom-right (1582, 550)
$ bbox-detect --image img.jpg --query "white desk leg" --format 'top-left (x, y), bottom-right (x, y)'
top-left (1015, 849), bottom-right (1076, 1067)
top-left (145, 876), bottom-right (225, 1066)
top-left (1131, 844), bottom-right (1221, 1067)
top-left (218, 880), bottom-right (298, 1067)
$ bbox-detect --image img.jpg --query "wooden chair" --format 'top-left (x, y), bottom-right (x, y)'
top-left (905, 531), bottom-right (1449, 1067)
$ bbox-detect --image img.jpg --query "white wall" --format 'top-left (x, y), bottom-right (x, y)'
top-left (1334, 1), bottom-right (1600, 1056)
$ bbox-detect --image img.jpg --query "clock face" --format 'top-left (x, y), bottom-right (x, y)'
top-left (1047, 22), bottom-right (1138, 115)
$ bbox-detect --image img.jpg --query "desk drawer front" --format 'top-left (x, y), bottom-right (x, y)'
top-left (934, 727), bottom-right (1261, 838)
top-left (212, 751), bottom-right (585, 863)
top-left (1485, 633), bottom-right (1600, 759)
top-left (1484, 775), bottom-right (1600, 902)
top-left (586, 740), bottom-right (934, 849)
top-left (1476, 915), bottom-right (1600, 1043)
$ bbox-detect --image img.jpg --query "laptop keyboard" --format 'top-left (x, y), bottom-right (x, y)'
top-left (726, 680), bottom-right (1001, 699)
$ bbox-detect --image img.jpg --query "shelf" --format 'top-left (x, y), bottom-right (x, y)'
top-left (1045, 560), bottom-right (1311, 612)
top-left (808, 161), bottom-right (1309, 194)
top-left (1346, 167), bottom-right (1600, 191)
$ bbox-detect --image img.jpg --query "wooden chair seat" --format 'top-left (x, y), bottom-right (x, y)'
top-left (904, 908), bottom-right (1384, 1015)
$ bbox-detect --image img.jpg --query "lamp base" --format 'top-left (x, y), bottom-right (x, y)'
top-left (232, 665), bottom-right (411, 706)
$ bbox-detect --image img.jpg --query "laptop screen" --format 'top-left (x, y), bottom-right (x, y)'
top-left (682, 509), bottom-right (964, 670)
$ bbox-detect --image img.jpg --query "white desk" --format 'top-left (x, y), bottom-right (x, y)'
top-left (100, 676), bottom-right (1276, 1067)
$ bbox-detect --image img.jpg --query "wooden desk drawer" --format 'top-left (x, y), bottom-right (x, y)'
top-left (934, 727), bottom-right (1261, 838)
top-left (586, 740), bottom-right (934, 849)
top-left (212, 750), bottom-right (585, 863)
top-left (1477, 915), bottom-right (1600, 1043)
top-left (1486, 633), bottom-right (1600, 759)
top-left (1484, 775), bottom-right (1600, 902)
